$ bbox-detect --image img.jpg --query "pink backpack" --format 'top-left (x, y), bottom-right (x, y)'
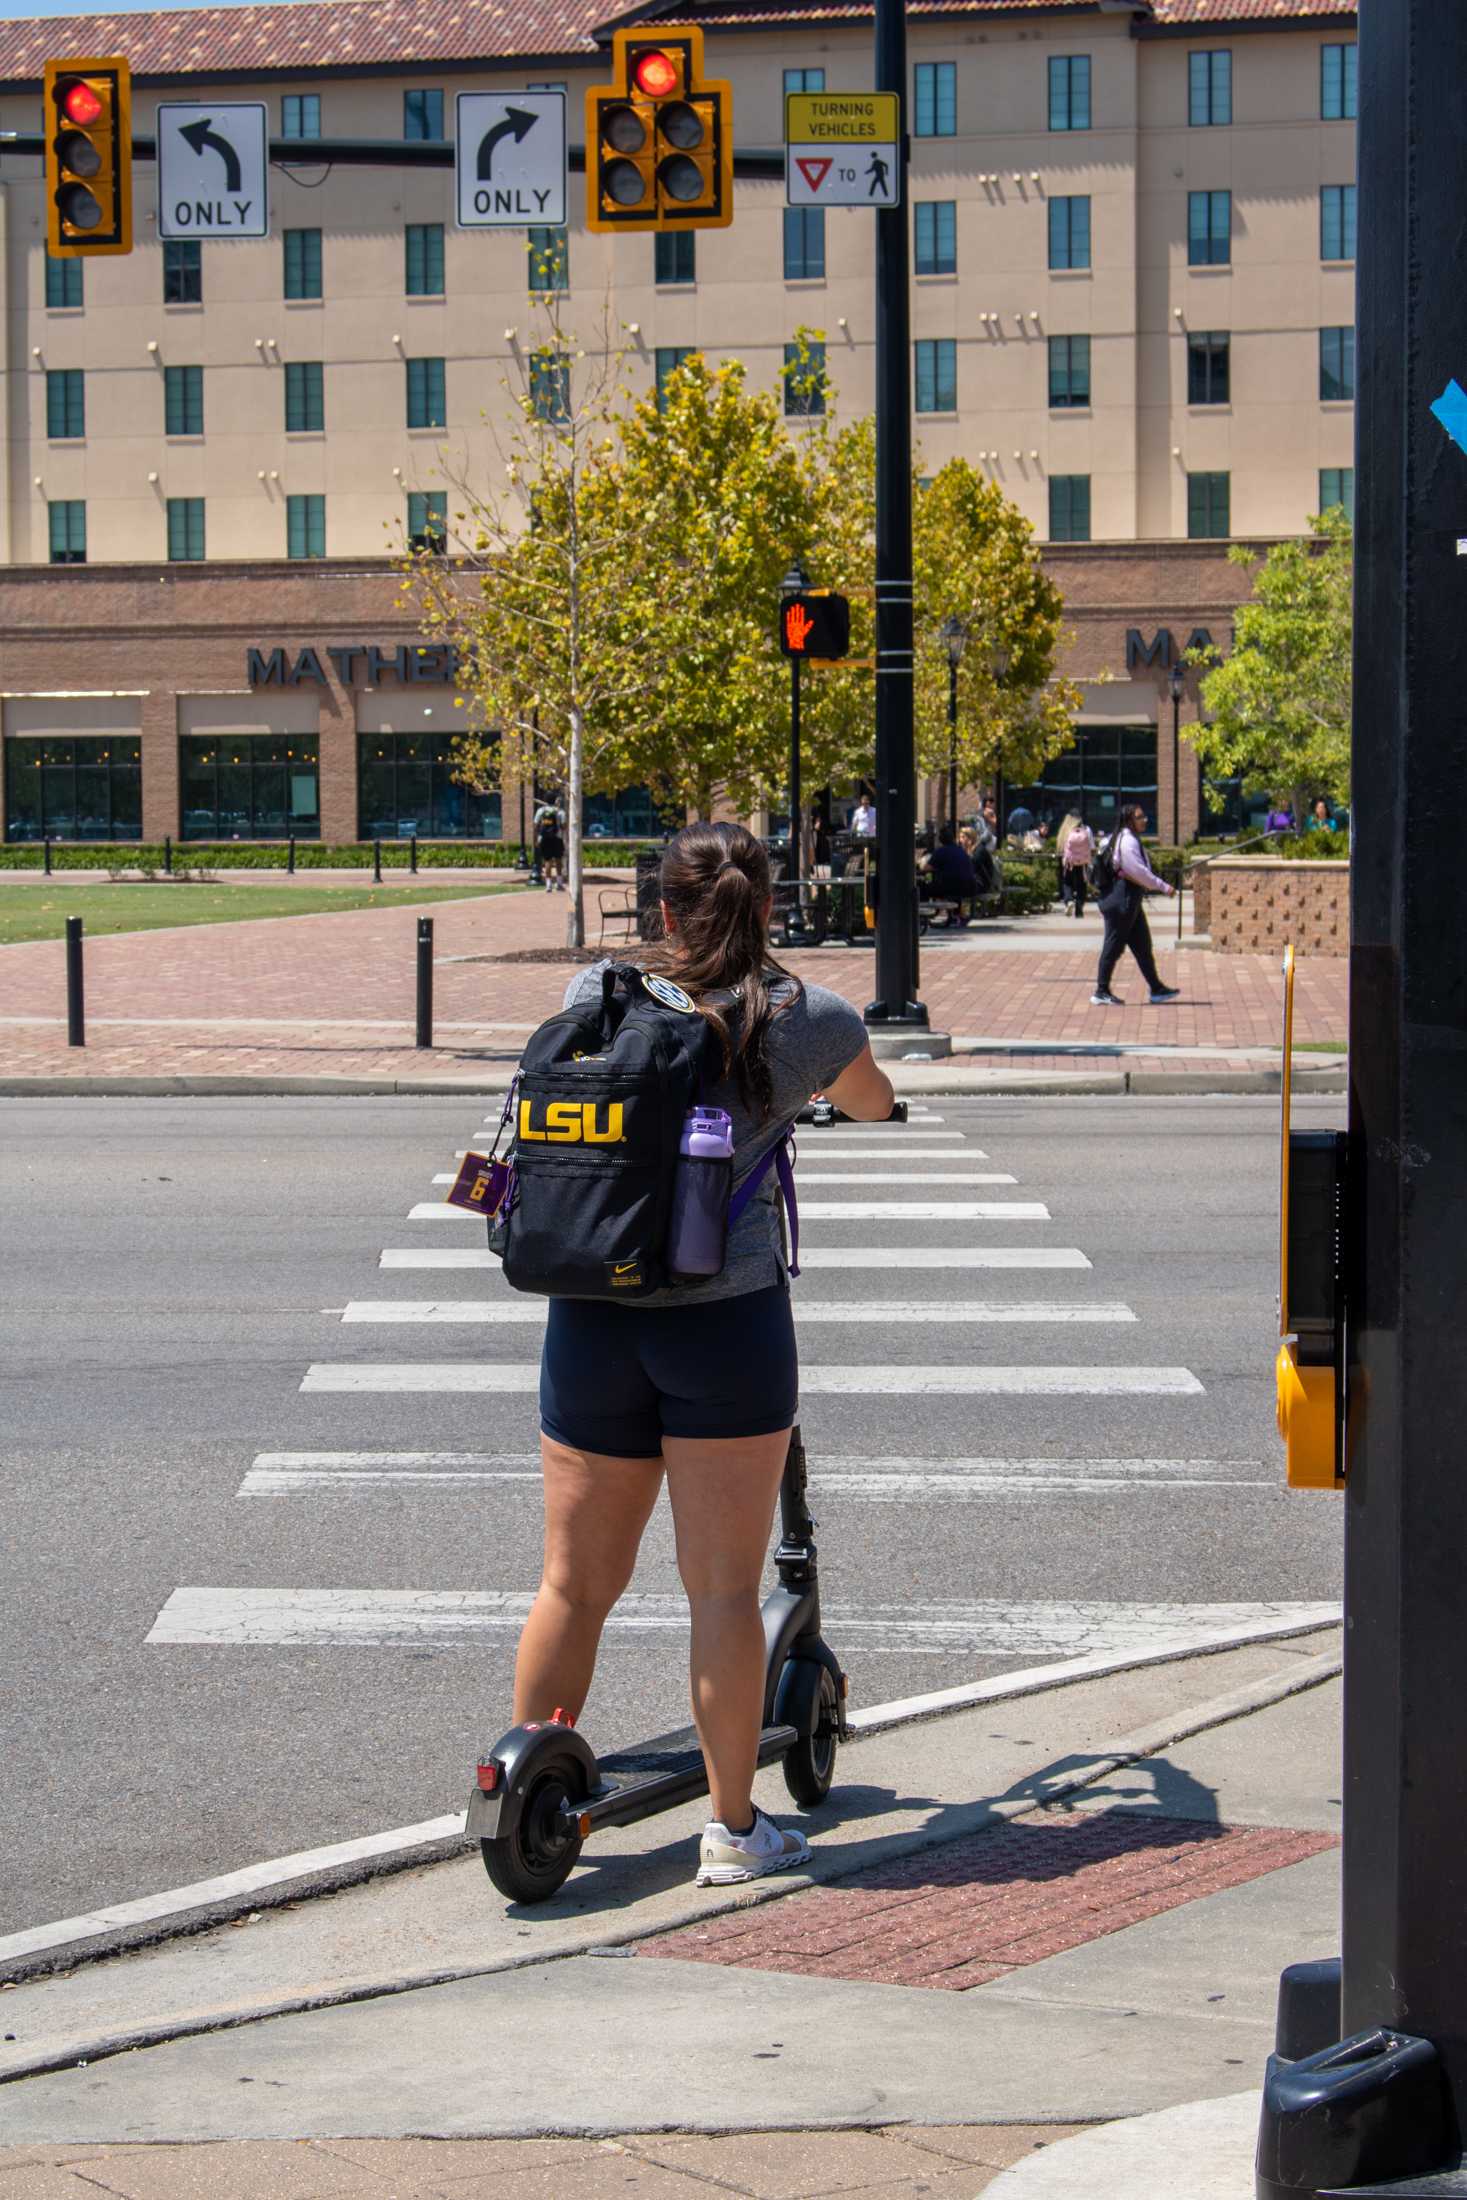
top-left (1064, 826), bottom-right (1094, 867)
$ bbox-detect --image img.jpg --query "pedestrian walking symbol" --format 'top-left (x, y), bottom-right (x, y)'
top-left (866, 150), bottom-right (890, 199)
top-left (784, 90), bottom-right (900, 208)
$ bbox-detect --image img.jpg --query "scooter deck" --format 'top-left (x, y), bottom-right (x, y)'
top-left (577, 1721), bottom-right (798, 1833)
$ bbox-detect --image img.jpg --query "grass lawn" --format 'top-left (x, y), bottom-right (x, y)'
top-left (0, 878), bottom-right (524, 947)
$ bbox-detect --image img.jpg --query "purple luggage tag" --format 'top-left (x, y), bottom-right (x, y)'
top-left (446, 1152), bottom-right (513, 1218)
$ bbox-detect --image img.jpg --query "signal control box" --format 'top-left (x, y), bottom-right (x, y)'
top-left (1277, 1127), bottom-right (1348, 1490)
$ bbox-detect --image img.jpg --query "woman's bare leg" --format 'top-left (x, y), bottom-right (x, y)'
top-left (663, 1429), bottom-right (791, 1830)
top-left (513, 1438), bottom-right (665, 1723)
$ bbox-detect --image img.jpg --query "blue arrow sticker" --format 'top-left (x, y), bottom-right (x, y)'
top-left (1431, 378), bottom-right (1467, 455)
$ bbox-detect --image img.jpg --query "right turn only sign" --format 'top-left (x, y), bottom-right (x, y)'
top-left (784, 91), bottom-right (900, 207)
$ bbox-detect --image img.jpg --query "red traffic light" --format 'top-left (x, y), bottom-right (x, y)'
top-left (61, 78), bottom-right (104, 126)
top-left (633, 48), bottom-right (679, 98)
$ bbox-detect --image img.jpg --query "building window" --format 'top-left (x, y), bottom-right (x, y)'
top-left (286, 493), bottom-right (325, 559)
top-left (46, 368), bottom-right (84, 440)
top-left (45, 252), bottom-right (82, 309)
top-left (1320, 325), bottom-right (1355, 401)
top-left (655, 230), bottom-right (695, 285)
top-left (1321, 43), bottom-right (1357, 121)
top-left (1321, 184), bottom-right (1357, 262)
top-left (1187, 331), bottom-right (1230, 405)
top-left (1048, 333), bottom-right (1090, 408)
top-left (406, 356), bottom-right (446, 429)
top-left (585, 786), bottom-right (659, 838)
top-left (405, 223), bottom-right (445, 297)
top-left (1004, 723), bottom-right (1156, 836)
top-left (1187, 470), bottom-right (1230, 538)
top-left (283, 228), bottom-right (322, 300)
top-left (1048, 195), bottom-right (1091, 270)
top-left (1049, 475), bottom-right (1091, 542)
top-left (528, 225), bottom-right (569, 292)
top-left (407, 489), bottom-right (447, 551)
top-left (913, 61), bottom-right (956, 138)
top-left (166, 497), bottom-right (205, 561)
top-left (181, 733), bottom-right (320, 841)
top-left (358, 730), bottom-right (501, 841)
top-left (783, 339), bottom-right (827, 416)
top-left (783, 67), bottom-right (825, 95)
top-left (1319, 466), bottom-right (1355, 521)
top-left (4, 734), bottom-right (141, 843)
top-left (914, 338), bottom-right (956, 414)
top-left (1188, 189), bottom-right (1231, 266)
top-left (164, 363), bottom-right (204, 436)
top-left (47, 499), bottom-right (86, 564)
top-left (285, 359), bottom-right (324, 433)
top-left (783, 206), bottom-right (825, 280)
top-left (914, 200), bottom-right (956, 276)
top-left (1049, 55), bottom-right (1091, 132)
top-left (281, 93), bottom-right (320, 140)
top-left (655, 347), bottom-right (694, 411)
top-left (163, 239), bottom-right (201, 304)
top-left (530, 350), bottom-right (571, 424)
top-left (404, 88), bottom-right (443, 140)
top-left (1189, 49), bottom-right (1232, 125)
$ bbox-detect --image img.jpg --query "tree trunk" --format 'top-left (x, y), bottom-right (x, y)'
top-left (566, 706), bottom-right (586, 949)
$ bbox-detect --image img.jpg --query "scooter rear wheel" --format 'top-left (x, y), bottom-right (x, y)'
top-left (480, 1753), bottom-right (584, 1903)
top-left (778, 1659), bottom-right (841, 1809)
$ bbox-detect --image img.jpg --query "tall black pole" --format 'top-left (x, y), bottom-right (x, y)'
top-left (947, 659), bottom-right (959, 831)
top-left (1341, 0), bottom-right (1467, 2135)
top-left (866, 0), bottom-right (925, 1030)
top-left (790, 652), bottom-right (802, 881)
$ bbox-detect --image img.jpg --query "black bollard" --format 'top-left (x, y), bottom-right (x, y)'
top-left (287, 835), bottom-right (295, 876)
top-left (43, 837), bottom-right (52, 877)
top-left (163, 834), bottom-right (173, 877)
top-left (409, 833), bottom-right (418, 875)
top-left (415, 915), bottom-right (433, 1049)
top-left (373, 837), bottom-right (382, 884)
top-left (65, 916), bottom-right (84, 1047)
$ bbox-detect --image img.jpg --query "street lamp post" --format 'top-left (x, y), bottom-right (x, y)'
top-left (1169, 659), bottom-right (1186, 942)
top-left (781, 560), bottom-right (808, 929)
top-left (991, 644), bottom-right (1011, 838)
top-left (941, 615), bottom-right (967, 830)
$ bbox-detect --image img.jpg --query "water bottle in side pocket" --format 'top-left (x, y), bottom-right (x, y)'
top-left (665, 1106), bottom-right (734, 1281)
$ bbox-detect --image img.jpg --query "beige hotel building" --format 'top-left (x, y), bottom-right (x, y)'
top-left (0, 0), bottom-right (1356, 849)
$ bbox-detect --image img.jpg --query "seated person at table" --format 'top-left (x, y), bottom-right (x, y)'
top-left (928, 823), bottom-right (978, 923)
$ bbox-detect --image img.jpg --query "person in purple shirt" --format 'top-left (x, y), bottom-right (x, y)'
top-left (1091, 805), bottom-right (1181, 1007)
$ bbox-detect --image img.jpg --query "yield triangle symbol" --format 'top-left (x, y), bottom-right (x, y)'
top-left (795, 156), bottom-right (833, 193)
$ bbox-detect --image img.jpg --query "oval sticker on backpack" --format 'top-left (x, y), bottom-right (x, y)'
top-left (642, 973), bottom-right (697, 1014)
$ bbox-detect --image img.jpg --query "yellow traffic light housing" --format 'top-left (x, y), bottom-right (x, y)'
top-left (1277, 945), bottom-right (1347, 1489)
top-left (586, 27), bottom-right (732, 234)
top-left (44, 56), bottom-right (132, 256)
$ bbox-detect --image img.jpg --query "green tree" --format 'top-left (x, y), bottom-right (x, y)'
top-left (1192, 508), bottom-right (1352, 828)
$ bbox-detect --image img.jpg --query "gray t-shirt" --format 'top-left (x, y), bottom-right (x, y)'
top-left (562, 962), bottom-right (868, 1304)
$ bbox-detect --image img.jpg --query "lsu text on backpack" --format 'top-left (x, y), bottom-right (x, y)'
top-left (485, 962), bottom-right (796, 1301)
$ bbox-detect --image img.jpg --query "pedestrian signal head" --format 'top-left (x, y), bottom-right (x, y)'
top-left (44, 56), bottom-right (132, 256)
top-left (779, 589), bottom-right (852, 662)
top-left (586, 26), bottom-right (732, 234)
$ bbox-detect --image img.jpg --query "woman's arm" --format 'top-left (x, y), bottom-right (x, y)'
top-left (823, 1043), bottom-right (897, 1122)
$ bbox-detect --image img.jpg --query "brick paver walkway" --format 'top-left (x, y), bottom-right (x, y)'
top-left (0, 884), bottom-right (1345, 1082)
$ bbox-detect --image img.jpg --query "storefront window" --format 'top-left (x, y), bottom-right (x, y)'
top-left (4, 736), bottom-right (142, 842)
top-left (180, 734), bottom-right (320, 839)
top-left (357, 730), bottom-right (501, 839)
top-left (584, 786), bottom-right (662, 839)
top-left (1002, 724), bottom-right (1158, 834)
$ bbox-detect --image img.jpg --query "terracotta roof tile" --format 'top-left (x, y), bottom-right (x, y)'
top-left (1150, 0), bottom-right (1352, 19)
top-left (0, 0), bottom-right (607, 86)
top-left (649, 0), bottom-right (1354, 24)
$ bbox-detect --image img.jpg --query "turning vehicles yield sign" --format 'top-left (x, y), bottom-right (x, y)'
top-left (785, 91), bottom-right (900, 207)
top-left (455, 90), bottom-right (566, 228)
top-left (157, 102), bottom-right (268, 237)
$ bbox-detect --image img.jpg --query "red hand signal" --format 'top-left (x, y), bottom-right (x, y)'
top-left (784, 601), bottom-right (815, 652)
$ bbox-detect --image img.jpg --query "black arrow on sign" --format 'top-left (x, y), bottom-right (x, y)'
top-left (477, 105), bottom-right (538, 181)
top-left (180, 116), bottom-right (243, 194)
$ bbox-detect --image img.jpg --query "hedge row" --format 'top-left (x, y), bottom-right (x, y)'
top-left (0, 840), bottom-right (659, 874)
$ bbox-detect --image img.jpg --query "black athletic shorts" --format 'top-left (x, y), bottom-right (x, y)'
top-left (539, 1281), bottom-right (798, 1457)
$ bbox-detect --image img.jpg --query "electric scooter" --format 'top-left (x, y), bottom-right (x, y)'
top-left (469, 1423), bottom-right (845, 1903)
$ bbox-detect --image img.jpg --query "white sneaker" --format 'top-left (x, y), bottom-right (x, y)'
top-left (696, 1807), bottom-right (811, 1887)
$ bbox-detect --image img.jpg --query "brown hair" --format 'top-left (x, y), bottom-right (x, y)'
top-left (647, 821), bottom-right (803, 1117)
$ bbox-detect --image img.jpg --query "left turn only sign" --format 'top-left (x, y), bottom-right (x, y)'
top-left (455, 90), bottom-right (566, 228)
top-left (157, 102), bottom-right (269, 238)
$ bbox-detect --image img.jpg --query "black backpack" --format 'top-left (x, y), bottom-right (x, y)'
top-left (1089, 835), bottom-right (1119, 898)
top-left (488, 962), bottom-right (719, 1299)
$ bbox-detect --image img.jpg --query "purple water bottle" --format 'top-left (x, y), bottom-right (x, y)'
top-left (666, 1106), bottom-right (734, 1281)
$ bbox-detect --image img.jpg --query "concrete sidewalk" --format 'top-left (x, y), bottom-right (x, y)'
top-left (0, 1626), bottom-right (1342, 2195)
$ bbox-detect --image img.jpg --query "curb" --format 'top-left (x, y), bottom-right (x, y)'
top-left (0, 1629), bottom-right (1341, 2084)
top-left (0, 1067), bottom-right (1347, 1100)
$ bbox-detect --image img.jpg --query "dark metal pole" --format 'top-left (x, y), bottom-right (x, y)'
top-left (1171, 674), bottom-right (1183, 943)
top-left (373, 836), bottom-right (382, 884)
top-left (947, 657), bottom-right (959, 831)
top-left (789, 651), bottom-right (803, 921)
top-left (164, 833), bottom-right (173, 877)
top-left (518, 766), bottom-right (528, 871)
top-left (43, 837), bottom-right (51, 877)
top-left (286, 834), bottom-right (294, 876)
top-left (65, 915), bottom-right (83, 1047)
top-left (866, 0), bottom-right (925, 1031)
top-left (415, 915), bottom-right (433, 1049)
top-left (409, 831), bottom-right (418, 875)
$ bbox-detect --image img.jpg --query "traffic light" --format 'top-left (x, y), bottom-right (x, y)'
top-left (44, 56), bottom-right (132, 256)
top-left (586, 26), bottom-right (732, 234)
top-left (780, 589), bottom-right (851, 662)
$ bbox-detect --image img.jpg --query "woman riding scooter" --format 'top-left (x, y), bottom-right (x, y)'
top-left (511, 822), bottom-right (895, 1887)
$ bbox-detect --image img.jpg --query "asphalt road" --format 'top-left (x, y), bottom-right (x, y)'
top-left (0, 1092), bottom-right (1344, 1942)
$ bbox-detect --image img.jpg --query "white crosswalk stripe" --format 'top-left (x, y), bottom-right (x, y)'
top-left (335, 1299), bottom-right (1136, 1327)
top-left (410, 1198), bottom-right (1049, 1220)
top-left (301, 1362), bottom-right (1203, 1397)
top-left (432, 1168), bottom-right (1018, 1186)
top-left (379, 1245), bottom-right (1094, 1271)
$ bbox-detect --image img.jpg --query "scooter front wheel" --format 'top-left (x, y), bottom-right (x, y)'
top-left (777, 1658), bottom-right (841, 1809)
top-left (480, 1752), bottom-right (585, 1903)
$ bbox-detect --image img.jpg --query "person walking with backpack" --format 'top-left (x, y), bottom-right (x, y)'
top-left (508, 822), bottom-right (896, 1887)
top-left (1057, 814), bottom-right (1095, 917)
top-left (1091, 805), bottom-right (1180, 1006)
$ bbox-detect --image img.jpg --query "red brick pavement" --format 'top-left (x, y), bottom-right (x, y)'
top-left (636, 1810), bottom-right (1337, 1992)
top-left (0, 886), bottom-right (1346, 1080)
